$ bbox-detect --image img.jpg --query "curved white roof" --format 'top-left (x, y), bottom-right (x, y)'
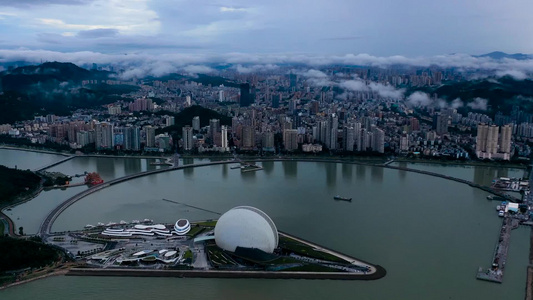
top-left (214, 206), bottom-right (278, 253)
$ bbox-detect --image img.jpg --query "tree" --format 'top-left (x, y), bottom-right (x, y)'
top-left (18, 226), bottom-right (24, 235)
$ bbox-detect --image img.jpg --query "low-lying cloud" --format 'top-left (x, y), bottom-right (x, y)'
top-left (467, 97), bottom-right (488, 111)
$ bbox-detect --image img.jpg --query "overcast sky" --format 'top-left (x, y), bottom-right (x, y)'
top-left (0, 0), bottom-right (531, 57)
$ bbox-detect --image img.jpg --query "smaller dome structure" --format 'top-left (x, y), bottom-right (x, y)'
top-left (174, 219), bottom-right (190, 235)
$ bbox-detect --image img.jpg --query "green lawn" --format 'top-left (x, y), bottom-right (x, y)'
top-left (186, 226), bottom-right (205, 238)
top-left (279, 236), bottom-right (349, 264)
top-left (196, 220), bottom-right (217, 227)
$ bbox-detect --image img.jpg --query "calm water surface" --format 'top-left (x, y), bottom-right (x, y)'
top-left (0, 152), bottom-right (529, 299)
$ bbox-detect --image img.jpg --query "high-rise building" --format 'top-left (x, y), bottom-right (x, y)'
top-left (192, 116), bottom-right (200, 131)
top-left (219, 90), bottom-right (224, 102)
top-left (220, 126), bottom-right (228, 150)
top-left (272, 94), bottom-right (280, 108)
top-left (410, 117), bottom-right (420, 132)
top-left (165, 116), bottom-right (175, 127)
top-left (95, 122), bottom-right (114, 150)
top-left (343, 126), bottom-right (354, 151)
top-left (182, 126), bottom-right (194, 151)
top-left (476, 124), bottom-right (508, 160)
top-left (242, 125), bottom-right (255, 149)
top-left (108, 105), bottom-right (121, 115)
top-left (372, 127), bottom-right (385, 153)
top-left (144, 125), bottom-right (156, 148)
top-left (435, 113), bottom-right (448, 135)
top-left (262, 131), bottom-right (275, 151)
top-left (239, 83), bottom-right (251, 107)
top-left (283, 129), bottom-right (299, 151)
top-left (124, 126), bottom-right (141, 151)
top-left (289, 73), bottom-right (297, 88)
top-left (76, 130), bottom-right (90, 147)
top-left (500, 124), bottom-right (512, 154)
top-left (329, 114), bottom-right (338, 150)
top-left (209, 119), bottom-right (220, 145)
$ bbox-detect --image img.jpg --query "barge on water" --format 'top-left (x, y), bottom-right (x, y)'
top-left (333, 195), bottom-right (352, 202)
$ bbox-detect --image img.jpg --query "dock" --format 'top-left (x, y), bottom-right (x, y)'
top-left (476, 217), bottom-right (520, 283)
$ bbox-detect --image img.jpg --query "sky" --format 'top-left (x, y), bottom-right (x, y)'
top-left (0, 0), bottom-right (532, 75)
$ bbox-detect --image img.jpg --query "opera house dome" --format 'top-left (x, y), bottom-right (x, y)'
top-left (214, 206), bottom-right (278, 253)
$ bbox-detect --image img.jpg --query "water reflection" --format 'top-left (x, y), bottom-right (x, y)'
top-left (371, 166), bottom-right (383, 183)
top-left (222, 164), bottom-right (228, 178)
top-left (241, 170), bottom-right (257, 183)
top-left (341, 164), bottom-right (352, 182)
top-left (182, 157), bottom-right (194, 166)
top-left (95, 158), bottom-right (115, 178)
top-left (124, 158), bottom-right (142, 174)
top-left (183, 165), bottom-right (194, 178)
top-left (398, 162), bottom-right (407, 180)
top-left (325, 163), bottom-right (337, 187)
top-left (356, 164), bottom-right (366, 180)
top-left (262, 161), bottom-right (274, 175)
top-left (282, 161), bottom-right (297, 178)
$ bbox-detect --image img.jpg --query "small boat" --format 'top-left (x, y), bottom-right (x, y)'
top-left (498, 210), bottom-right (505, 217)
top-left (131, 220), bottom-right (140, 224)
top-left (496, 205), bottom-right (501, 211)
top-left (333, 195), bottom-right (352, 202)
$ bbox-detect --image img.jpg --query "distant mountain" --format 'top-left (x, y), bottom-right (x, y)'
top-left (475, 51), bottom-right (532, 60)
top-left (410, 76), bottom-right (533, 114)
top-left (0, 61), bottom-right (110, 92)
top-left (0, 62), bottom-right (137, 124)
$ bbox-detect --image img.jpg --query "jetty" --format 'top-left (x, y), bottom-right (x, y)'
top-left (476, 217), bottom-right (520, 283)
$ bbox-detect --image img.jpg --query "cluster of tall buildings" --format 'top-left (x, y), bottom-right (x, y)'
top-left (475, 124), bottom-right (512, 160)
top-left (182, 117), bottom-right (229, 152)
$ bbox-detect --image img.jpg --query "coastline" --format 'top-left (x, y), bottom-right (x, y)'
top-left (0, 268), bottom-right (69, 291)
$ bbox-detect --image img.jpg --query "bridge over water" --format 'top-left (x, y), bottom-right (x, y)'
top-left (37, 158), bottom-right (522, 238)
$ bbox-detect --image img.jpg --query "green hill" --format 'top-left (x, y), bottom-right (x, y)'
top-left (0, 62), bottom-right (140, 123)
top-left (410, 77), bottom-right (533, 114)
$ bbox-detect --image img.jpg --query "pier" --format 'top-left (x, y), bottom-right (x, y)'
top-left (33, 156), bottom-right (76, 172)
top-left (476, 217), bottom-right (520, 283)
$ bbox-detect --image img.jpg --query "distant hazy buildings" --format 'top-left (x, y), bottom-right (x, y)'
top-left (239, 83), bottom-right (252, 107)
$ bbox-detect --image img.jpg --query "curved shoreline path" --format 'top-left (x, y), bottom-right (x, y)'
top-left (38, 158), bottom-right (520, 238)
top-left (38, 160), bottom-right (236, 237)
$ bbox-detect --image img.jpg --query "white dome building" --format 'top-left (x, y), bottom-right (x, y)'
top-left (174, 219), bottom-right (190, 235)
top-left (215, 206), bottom-right (278, 253)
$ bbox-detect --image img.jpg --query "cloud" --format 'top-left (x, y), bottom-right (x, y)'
top-left (368, 82), bottom-right (405, 98)
top-left (0, 49), bottom-right (532, 83)
top-left (467, 97), bottom-right (488, 110)
top-left (0, 0), bottom-right (93, 8)
top-left (407, 92), bottom-right (433, 107)
top-left (495, 69), bottom-right (528, 80)
top-left (450, 98), bottom-right (464, 109)
top-left (234, 64), bottom-right (279, 74)
top-left (300, 69), bottom-right (328, 78)
top-left (339, 80), bottom-right (367, 91)
top-left (77, 28), bottom-right (118, 39)
top-left (182, 65), bottom-right (215, 75)
top-left (339, 79), bottom-right (404, 98)
top-left (220, 7), bottom-right (248, 13)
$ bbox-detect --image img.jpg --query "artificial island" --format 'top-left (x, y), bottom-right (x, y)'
top-left (44, 206), bottom-right (386, 280)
